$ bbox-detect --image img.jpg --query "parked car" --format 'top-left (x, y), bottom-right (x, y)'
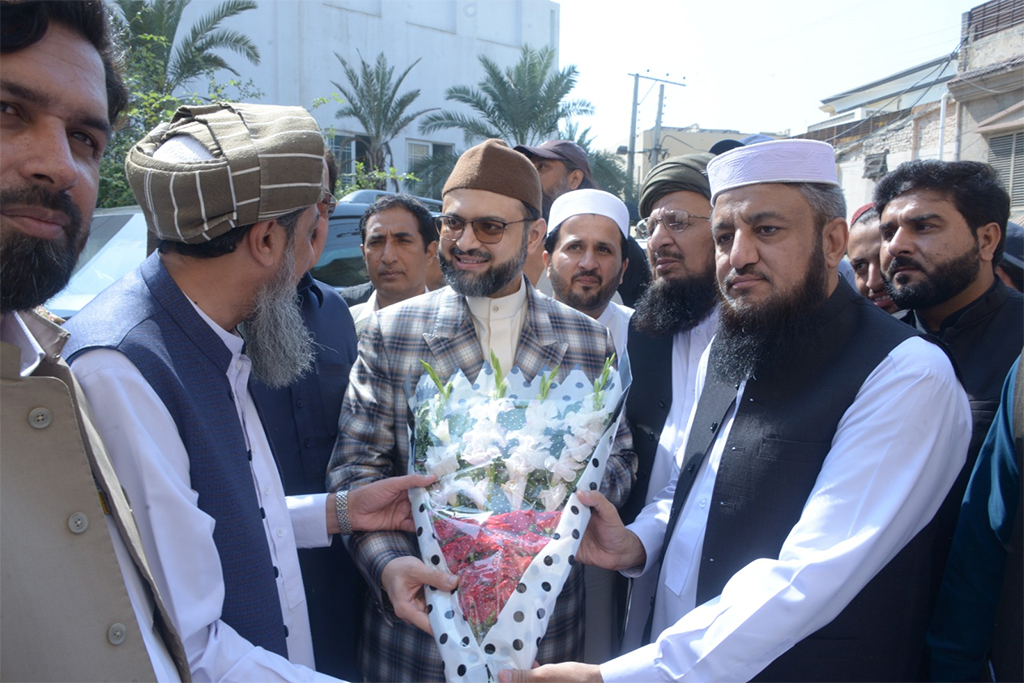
top-left (47, 190), bottom-right (440, 317)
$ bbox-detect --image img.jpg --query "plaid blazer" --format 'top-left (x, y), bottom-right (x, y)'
top-left (327, 282), bottom-right (636, 682)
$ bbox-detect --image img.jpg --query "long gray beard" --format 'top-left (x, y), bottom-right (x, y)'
top-left (238, 252), bottom-right (314, 389)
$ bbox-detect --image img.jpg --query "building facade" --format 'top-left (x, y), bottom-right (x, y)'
top-left (801, 0), bottom-right (1022, 219)
top-left (179, 0), bottom-right (560, 194)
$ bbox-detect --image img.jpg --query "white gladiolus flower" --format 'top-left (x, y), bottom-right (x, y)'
top-left (425, 445), bottom-right (459, 477)
top-left (545, 453), bottom-right (580, 483)
top-left (502, 477), bottom-right (527, 509)
top-left (540, 482), bottom-right (568, 511)
top-left (435, 419), bottom-right (452, 444)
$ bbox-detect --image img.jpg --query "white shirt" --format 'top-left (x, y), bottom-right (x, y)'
top-left (602, 336), bottom-right (972, 682)
top-left (596, 301), bottom-right (633, 357)
top-left (1, 311), bottom-right (181, 682)
top-left (71, 303), bottom-right (336, 683)
top-left (646, 309), bottom-right (720, 506)
top-left (465, 278), bottom-right (529, 377)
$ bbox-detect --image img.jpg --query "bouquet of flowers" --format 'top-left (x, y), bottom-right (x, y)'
top-left (407, 353), bottom-right (630, 682)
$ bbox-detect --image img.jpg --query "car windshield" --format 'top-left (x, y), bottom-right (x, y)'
top-left (47, 210), bottom-right (148, 319)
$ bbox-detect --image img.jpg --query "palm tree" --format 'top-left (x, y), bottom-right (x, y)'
top-left (419, 45), bottom-right (593, 147)
top-left (112, 0), bottom-right (260, 96)
top-left (332, 52), bottom-right (436, 190)
top-left (561, 121), bottom-right (630, 201)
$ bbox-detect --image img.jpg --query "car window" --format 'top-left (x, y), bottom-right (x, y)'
top-left (311, 215), bottom-right (367, 288)
top-left (47, 212), bottom-right (148, 318)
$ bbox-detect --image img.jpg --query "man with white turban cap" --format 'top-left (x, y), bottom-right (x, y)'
top-left (503, 138), bottom-right (972, 683)
top-left (544, 189), bottom-right (632, 355)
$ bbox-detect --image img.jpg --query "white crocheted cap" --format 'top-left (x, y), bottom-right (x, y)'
top-left (547, 189), bottom-right (629, 238)
top-left (707, 139), bottom-right (838, 206)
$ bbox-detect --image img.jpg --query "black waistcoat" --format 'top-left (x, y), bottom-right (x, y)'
top-left (621, 326), bottom-right (675, 525)
top-left (687, 280), bottom-right (940, 681)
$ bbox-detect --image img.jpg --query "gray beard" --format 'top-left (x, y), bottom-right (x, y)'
top-left (238, 247), bottom-right (314, 389)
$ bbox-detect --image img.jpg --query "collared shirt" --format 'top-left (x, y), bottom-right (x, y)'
top-left (597, 301), bottom-right (633, 358)
top-left (351, 287), bottom-right (430, 338)
top-left (1, 310), bottom-right (180, 682)
top-left (602, 335), bottom-right (971, 683)
top-left (465, 277), bottom-right (529, 377)
top-left (71, 303), bottom-right (335, 683)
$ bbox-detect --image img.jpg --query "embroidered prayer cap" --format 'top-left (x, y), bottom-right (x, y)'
top-left (707, 139), bottom-right (839, 206)
top-left (639, 153), bottom-right (713, 219)
top-left (850, 203), bottom-right (877, 226)
top-left (125, 102), bottom-right (325, 244)
top-left (442, 139), bottom-right (542, 215)
top-left (548, 189), bottom-right (629, 239)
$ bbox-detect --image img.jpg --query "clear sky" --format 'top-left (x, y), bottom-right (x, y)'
top-left (557, 0), bottom-right (982, 150)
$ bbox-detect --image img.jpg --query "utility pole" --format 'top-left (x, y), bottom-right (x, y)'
top-left (650, 84), bottom-right (665, 168)
top-left (625, 73), bottom-right (686, 199)
top-left (626, 74), bottom-right (639, 202)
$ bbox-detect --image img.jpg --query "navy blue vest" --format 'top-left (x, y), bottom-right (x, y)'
top-left (65, 253), bottom-right (288, 657)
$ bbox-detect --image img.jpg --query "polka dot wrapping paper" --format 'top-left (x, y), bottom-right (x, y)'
top-left (407, 354), bottom-right (631, 682)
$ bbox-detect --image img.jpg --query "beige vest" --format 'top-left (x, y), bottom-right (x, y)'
top-left (1, 311), bottom-right (189, 682)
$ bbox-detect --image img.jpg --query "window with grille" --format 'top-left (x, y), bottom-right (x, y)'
top-left (407, 141), bottom-right (455, 173)
top-left (863, 152), bottom-right (889, 180)
top-left (989, 131), bottom-right (1024, 209)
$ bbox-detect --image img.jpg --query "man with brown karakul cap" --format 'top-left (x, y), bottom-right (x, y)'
top-left (327, 138), bottom-right (637, 682)
top-left (63, 102), bottom-right (432, 682)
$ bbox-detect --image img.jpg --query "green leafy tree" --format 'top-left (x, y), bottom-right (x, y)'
top-left (418, 45), bottom-right (593, 147)
top-left (341, 162), bottom-right (418, 192)
top-left (97, 31), bottom-right (264, 209)
top-left (331, 52), bottom-right (436, 190)
top-left (112, 0), bottom-right (260, 96)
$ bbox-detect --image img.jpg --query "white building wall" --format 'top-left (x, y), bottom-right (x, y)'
top-left (175, 0), bottom-right (558, 181)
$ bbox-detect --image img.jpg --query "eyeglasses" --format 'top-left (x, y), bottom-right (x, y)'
top-left (434, 214), bottom-right (533, 245)
top-left (636, 209), bottom-right (710, 239)
top-left (317, 190), bottom-right (337, 218)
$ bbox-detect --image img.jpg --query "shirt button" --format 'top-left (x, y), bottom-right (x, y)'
top-left (699, 499), bottom-right (707, 508)
top-left (277, 528), bottom-right (285, 538)
top-left (28, 407), bottom-right (52, 429)
top-left (68, 512), bottom-right (89, 534)
top-left (303, 438), bottom-right (313, 448)
top-left (264, 485), bottom-right (271, 495)
top-left (296, 399), bottom-right (305, 409)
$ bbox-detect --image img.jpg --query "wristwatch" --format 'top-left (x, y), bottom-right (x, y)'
top-left (335, 490), bottom-right (351, 535)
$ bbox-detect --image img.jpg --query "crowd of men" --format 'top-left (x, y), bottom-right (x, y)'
top-left (2, 2), bottom-right (1021, 682)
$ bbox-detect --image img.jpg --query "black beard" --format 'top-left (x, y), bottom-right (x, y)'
top-left (631, 271), bottom-right (718, 337)
top-left (238, 242), bottom-right (314, 389)
top-left (709, 244), bottom-right (830, 385)
top-left (438, 228), bottom-right (528, 298)
top-left (882, 244), bottom-right (980, 311)
top-left (0, 186), bottom-right (85, 313)
top-left (549, 264), bottom-right (622, 316)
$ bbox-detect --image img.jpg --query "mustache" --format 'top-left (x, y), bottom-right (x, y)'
top-left (722, 264), bottom-right (772, 288)
top-left (571, 268), bottom-right (602, 284)
top-left (650, 246), bottom-right (684, 264)
top-left (885, 255), bottom-right (923, 277)
top-left (449, 245), bottom-right (492, 261)
top-left (0, 185), bottom-right (82, 233)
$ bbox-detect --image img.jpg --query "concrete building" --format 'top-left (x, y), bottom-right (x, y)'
top-left (629, 124), bottom-right (785, 187)
top-left (801, 0), bottom-right (1022, 219)
top-left (948, 0), bottom-right (1024, 220)
top-left (178, 0), bottom-right (560, 194)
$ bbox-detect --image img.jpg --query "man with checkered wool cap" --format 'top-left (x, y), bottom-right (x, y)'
top-left (327, 138), bottom-right (637, 682)
top-left (63, 102), bottom-right (433, 682)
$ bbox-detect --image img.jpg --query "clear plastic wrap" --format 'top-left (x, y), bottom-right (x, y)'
top-left (408, 354), bottom-right (630, 682)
